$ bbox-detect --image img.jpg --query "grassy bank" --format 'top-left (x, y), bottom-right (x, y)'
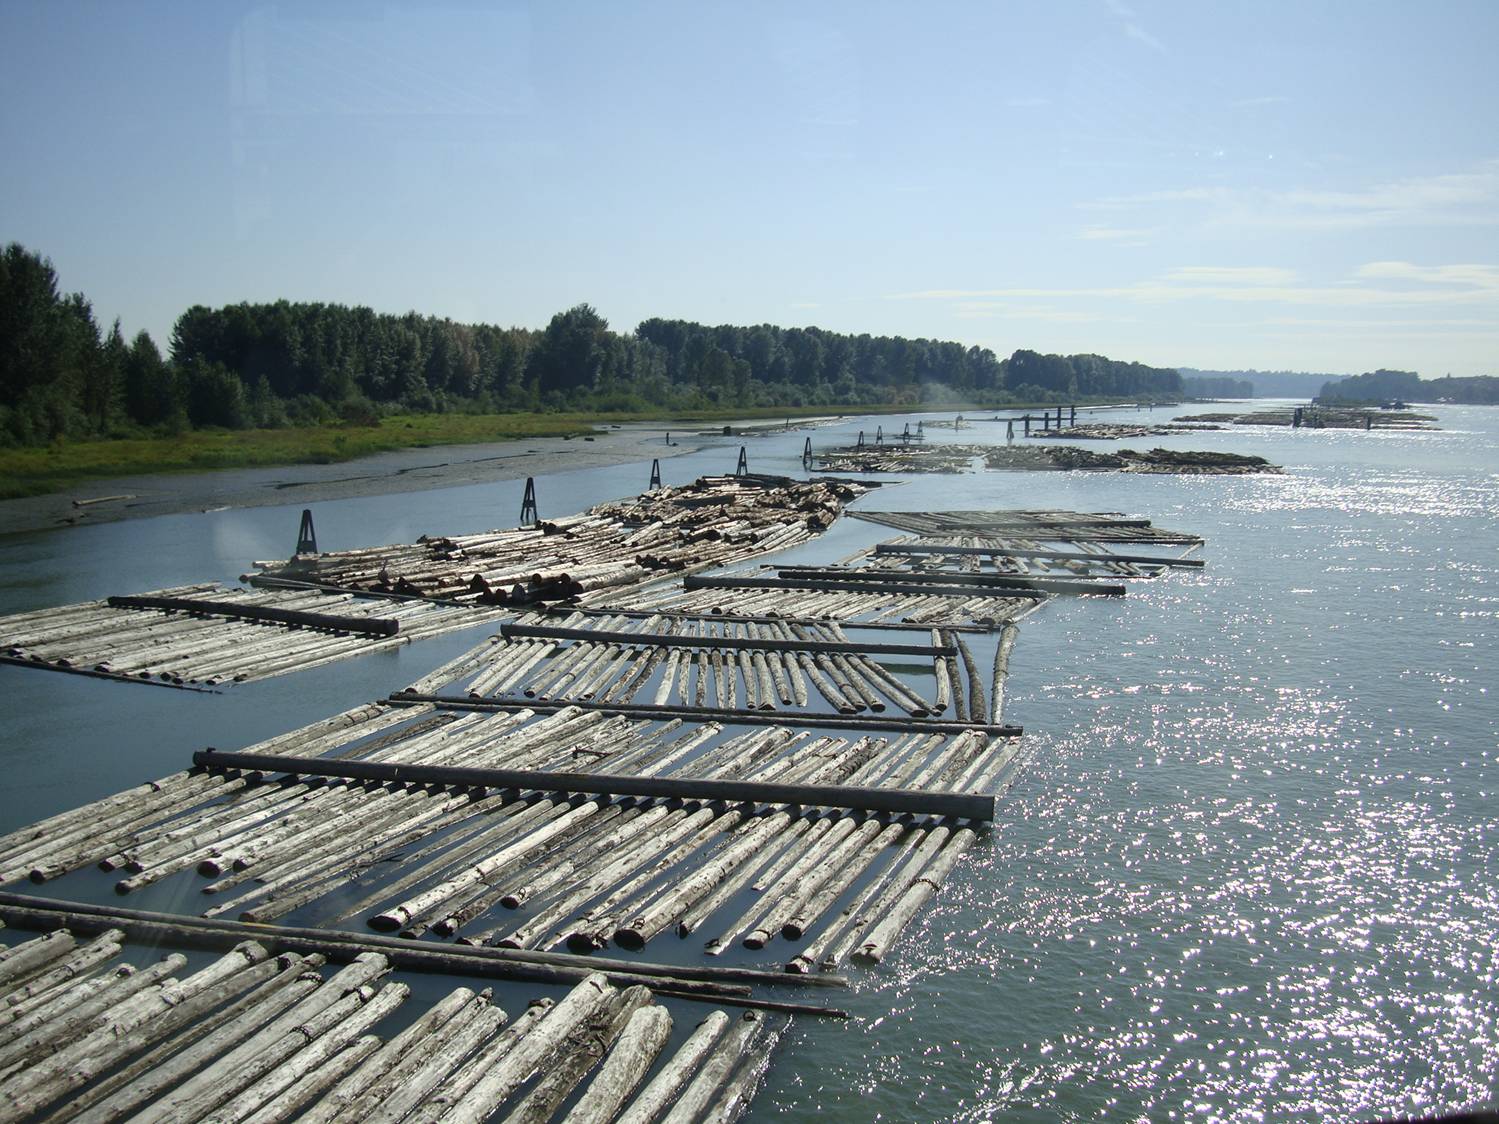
top-left (0, 413), bottom-right (603, 500)
top-left (0, 404), bottom-right (945, 500)
top-left (0, 399), bottom-right (1163, 501)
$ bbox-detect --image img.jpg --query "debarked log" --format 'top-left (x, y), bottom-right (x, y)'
top-left (499, 623), bottom-right (953, 658)
top-left (105, 595), bottom-right (401, 638)
top-left (872, 542), bottom-right (1204, 567)
top-left (683, 574), bottom-right (1051, 601)
top-left (388, 691), bottom-right (1022, 737)
top-left (190, 749), bottom-right (996, 822)
top-left (771, 567), bottom-right (1126, 596)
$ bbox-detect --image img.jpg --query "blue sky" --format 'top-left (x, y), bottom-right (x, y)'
top-left (3, 1), bottom-right (1496, 376)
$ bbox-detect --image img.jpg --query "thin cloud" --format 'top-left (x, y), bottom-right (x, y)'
top-left (954, 303), bottom-right (1137, 324)
top-left (888, 261), bottom-right (1499, 309)
top-left (1086, 160), bottom-right (1499, 231)
top-left (1166, 266), bottom-right (1299, 286)
top-left (1354, 262), bottom-right (1499, 288)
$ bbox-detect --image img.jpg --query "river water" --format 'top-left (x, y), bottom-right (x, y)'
top-left (2, 405), bottom-right (1495, 1121)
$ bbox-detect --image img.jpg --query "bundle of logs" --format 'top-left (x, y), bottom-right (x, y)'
top-left (811, 444), bottom-right (984, 474)
top-left (446, 611), bottom-right (1001, 723)
top-left (1182, 406), bottom-right (1439, 430)
top-left (250, 475), bottom-right (869, 608)
top-left (0, 505), bottom-right (1209, 1121)
top-left (0, 698), bottom-right (1015, 970)
top-left (0, 922), bottom-right (776, 1124)
top-left (850, 509), bottom-right (1205, 545)
top-left (1030, 422), bottom-right (1224, 439)
top-left (983, 445), bottom-right (1281, 474)
top-left (0, 584), bottom-right (507, 689)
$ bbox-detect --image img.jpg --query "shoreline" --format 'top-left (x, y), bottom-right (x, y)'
top-left (0, 423), bottom-right (712, 539)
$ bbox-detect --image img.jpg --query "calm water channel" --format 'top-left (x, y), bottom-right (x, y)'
top-left (2, 405), bottom-right (1495, 1121)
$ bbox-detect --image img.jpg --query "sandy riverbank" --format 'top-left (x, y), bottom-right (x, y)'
top-left (0, 423), bottom-right (712, 538)
top-left (0, 414), bottom-right (854, 538)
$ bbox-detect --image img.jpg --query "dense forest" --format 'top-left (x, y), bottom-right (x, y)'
top-left (1178, 368), bottom-right (1349, 398)
top-left (2, 242), bottom-right (1186, 447)
top-left (1318, 369), bottom-right (1499, 405)
top-left (1181, 375), bottom-right (1254, 398)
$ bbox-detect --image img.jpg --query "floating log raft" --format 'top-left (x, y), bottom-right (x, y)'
top-left (0, 583), bottom-right (506, 688)
top-left (811, 444), bottom-right (986, 474)
top-left (439, 610), bottom-right (1003, 724)
top-left (984, 445), bottom-right (1281, 474)
top-left (850, 509), bottom-right (1204, 545)
top-left (248, 475), bottom-right (870, 609)
top-left (1179, 404), bottom-right (1439, 429)
top-left (0, 924), bottom-right (772, 1124)
top-left (608, 571), bottom-right (1044, 629)
top-left (0, 699), bottom-right (1017, 967)
top-left (0, 499), bottom-right (1210, 1121)
top-left (872, 541), bottom-right (1203, 572)
top-left (1031, 422), bottom-right (1225, 439)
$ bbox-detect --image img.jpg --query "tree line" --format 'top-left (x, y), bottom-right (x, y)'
top-left (1181, 374), bottom-right (1254, 398)
top-left (1317, 368), bottom-right (1499, 405)
top-left (2, 242), bottom-right (1189, 447)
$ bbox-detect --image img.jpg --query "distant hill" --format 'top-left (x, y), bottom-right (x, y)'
top-left (1318, 370), bottom-right (1499, 405)
top-left (1178, 368), bottom-right (1348, 398)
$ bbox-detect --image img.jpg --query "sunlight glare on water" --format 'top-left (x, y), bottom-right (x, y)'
top-left (753, 407), bottom-right (1499, 1123)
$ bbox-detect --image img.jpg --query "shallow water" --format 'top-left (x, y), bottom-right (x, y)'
top-left (2, 404), bottom-right (1495, 1121)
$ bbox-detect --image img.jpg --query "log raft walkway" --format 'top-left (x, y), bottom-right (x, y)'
top-left (0, 500), bottom-right (1206, 1121)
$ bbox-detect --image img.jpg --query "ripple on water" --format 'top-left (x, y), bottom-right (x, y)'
top-left (754, 414), bottom-right (1499, 1123)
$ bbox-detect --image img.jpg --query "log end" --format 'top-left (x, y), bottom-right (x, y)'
top-left (367, 912), bottom-right (404, 933)
top-left (612, 928), bottom-right (647, 952)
